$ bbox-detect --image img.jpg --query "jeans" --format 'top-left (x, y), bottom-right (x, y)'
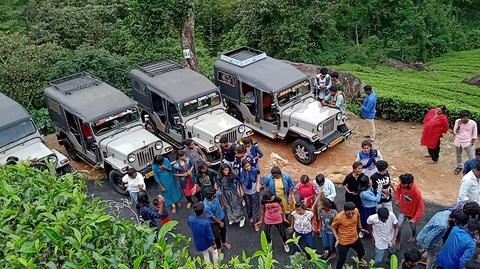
top-left (455, 145), bottom-right (474, 168)
top-left (428, 141), bottom-right (441, 162)
top-left (295, 232), bottom-right (315, 252)
top-left (396, 213), bottom-right (417, 242)
top-left (374, 246), bottom-right (395, 266)
top-left (129, 191), bottom-right (139, 208)
top-left (201, 246), bottom-right (219, 265)
top-left (321, 230), bottom-right (336, 253)
top-left (244, 192), bottom-right (260, 223)
top-left (336, 239), bottom-right (366, 269)
top-left (376, 201), bottom-right (393, 213)
top-left (212, 218), bottom-right (227, 249)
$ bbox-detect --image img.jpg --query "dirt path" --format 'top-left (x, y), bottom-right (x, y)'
top-left (45, 114), bottom-right (474, 206)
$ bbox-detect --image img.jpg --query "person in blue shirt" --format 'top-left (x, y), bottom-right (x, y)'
top-left (241, 136), bottom-right (263, 169)
top-left (188, 202), bottom-right (218, 265)
top-left (262, 166), bottom-right (296, 214)
top-left (357, 85), bottom-right (377, 142)
top-left (358, 176), bottom-right (382, 230)
top-left (436, 219), bottom-right (479, 269)
top-left (203, 191), bottom-right (231, 253)
top-left (464, 148), bottom-right (480, 175)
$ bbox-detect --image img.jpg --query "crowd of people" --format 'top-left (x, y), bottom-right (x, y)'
top-left (118, 70), bottom-right (480, 269)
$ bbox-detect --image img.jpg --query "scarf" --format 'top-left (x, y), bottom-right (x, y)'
top-left (359, 149), bottom-right (378, 169)
top-left (242, 169), bottom-right (258, 190)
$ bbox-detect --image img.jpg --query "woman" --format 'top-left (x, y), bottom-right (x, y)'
top-left (288, 203), bottom-right (315, 252)
top-left (355, 140), bottom-right (383, 178)
top-left (421, 105), bottom-right (449, 164)
top-left (358, 176), bottom-right (381, 231)
top-left (172, 150), bottom-right (201, 209)
top-left (318, 198), bottom-right (338, 260)
top-left (262, 166), bottom-right (296, 214)
top-left (152, 155), bottom-right (182, 213)
top-left (196, 161), bottom-right (219, 200)
top-left (216, 163), bottom-right (246, 227)
top-left (136, 191), bottom-right (169, 228)
top-left (343, 161), bottom-right (364, 210)
top-left (241, 136), bottom-right (263, 169)
top-left (294, 175), bottom-right (318, 209)
top-left (239, 160), bottom-right (261, 231)
top-left (256, 191), bottom-right (290, 253)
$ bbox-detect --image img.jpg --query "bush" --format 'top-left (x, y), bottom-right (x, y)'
top-left (31, 108), bottom-right (55, 135)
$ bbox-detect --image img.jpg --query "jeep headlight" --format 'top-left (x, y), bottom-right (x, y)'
top-left (214, 135), bottom-right (221, 143)
top-left (48, 155), bottom-right (57, 163)
top-left (238, 125), bottom-right (245, 133)
top-left (336, 113), bottom-right (342, 121)
top-left (154, 141), bottom-right (162, 150)
top-left (128, 154), bottom-right (136, 163)
top-left (317, 123), bottom-right (323, 131)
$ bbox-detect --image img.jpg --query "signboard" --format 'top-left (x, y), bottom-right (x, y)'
top-left (183, 49), bottom-right (191, 59)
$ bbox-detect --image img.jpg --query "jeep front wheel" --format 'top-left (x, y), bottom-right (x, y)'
top-left (227, 107), bottom-right (244, 122)
top-left (109, 169), bottom-right (128, 196)
top-left (292, 139), bottom-right (317, 165)
top-left (145, 120), bottom-right (158, 135)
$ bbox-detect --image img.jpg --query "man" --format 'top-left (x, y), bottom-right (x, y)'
top-left (367, 207), bottom-right (399, 266)
top-left (331, 72), bottom-right (344, 92)
top-left (401, 249), bottom-right (422, 269)
top-left (188, 203), bottom-right (218, 265)
top-left (357, 85), bottom-right (377, 142)
top-left (370, 160), bottom-right (394, 212)
top-left (122, 168), bottom-right (145, 208)
top-left (315, 174), bottom-right (336, 201)
top-left (314, 67), bottom-right (331, 100)
top-left (203, 192), bottom-right (231, 254)
top-left (437, 219), bottom-right (479, 269)
top-left (322, 86), bottom-right (346, 116)
top-left (458, 162), bottom-right (480, 204)
top-left (184, 138), bottom-right (208, 172)
top-left (219, 136), bottom-right (236, 168)
top-left (453, 110), bottom-right (477, 175)
top-left (395, 173), bottom-right (424, 249)
top-left (464, 148), bottom-right (480, 175)
top-left (331, 202), bottom-right (369, 269)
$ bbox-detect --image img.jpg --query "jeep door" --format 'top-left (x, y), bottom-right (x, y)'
top-left (150, 91), bottom-right (168, 134)
top-left (165, 101), bottom-right (183, 143)
top-left (64, 110), bottom-right (98, 163)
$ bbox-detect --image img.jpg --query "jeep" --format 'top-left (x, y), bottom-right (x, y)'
top-left (214, 47), bottom-right (352, 165)
top-left (0, 92), bottom-right (73, 174)
top-left (44, 73), bottom-right (173, 195)
top-left (128, 60), bottom-right (253, 165)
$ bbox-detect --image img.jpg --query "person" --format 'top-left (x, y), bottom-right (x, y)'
top-left (216, 163), bottom-right (246, 227)
top-left (172, 150), bottom-right (201, 209)
top-left (184, 138), bottom-right (208, 171)
top-left (219, 136), bottom-right (236, 168)
top-left (322, 86), bottom-right (346, 116)
top-left (232, 145), bottom-right (253, 176)
top-left (357, 85), bottom-right (377, 142)
top-left (262, 166), bottom-right (296, 214)
top-left (457, 162), bottom-right (480, 204)
top-left (401, 249), bottom-right (422, 269)
top-left (188, 202), bottom-right (219, 266)
top-left (332, 202), bottom-right (369, 269)
top-left (370, 160), bottom-right (394, 212)
top-left (136, 191), bottom-right (161, 228)
top-left (359, 176), bottom-right (382, 231)
top-left (331, 71), bottom-right (344, 92)
top-left (152, 195), bottom-right (172, 226)
top-left (288, 203), bottom-right (315, 252)
top-left (355, 140), bottom-right (383, 178)
top-left (203, 191), bottom-right (231, 253)
top-left (294, 175), bottom-right (319, 209)
top-left (420, 105), bottom-right (449, 164)
top-left (465, 260), bottom-right (480, 269)
top-left (437, 219), bottom-right (479, 269)
top-left (464, 148), bottom-right (480, 175)
top-left (241, 136), bottom-right (263, 169)
top-left (196, 161), bottom-right (219, 200)
top-left (395, 173), bottom-right (424, 248)
top-left (122, 168), bottom-right (145, 208)
top-left (367, 207), bottom-right (399, 266)
top-left (152, 155), bottom-right (182, 213)
top-left (343, 161), bottom-right (364, 210)
top-left (318, 198), bottom-right (338, 260)
top-left (314, 67), bottom-right (331, 100)
top-left (453, 110), bottom-right (478, 175)
top-left (256, 191), bottom-right (290, 252)
top-left (314, 174), bottom-right (336, 201)
top-left (239, 160), bottom-right (261, 231)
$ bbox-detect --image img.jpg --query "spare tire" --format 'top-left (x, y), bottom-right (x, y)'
top-left (109, 169), bottom-right (128, 196)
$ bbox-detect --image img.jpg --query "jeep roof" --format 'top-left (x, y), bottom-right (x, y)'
top-left (0, 92), bottom-right (31, 130)
top-left (214, 47), bottom-right (308, 93)
top-left (129, 60), bottom-right (219, 103)
top-left (44, 73), bottom-right (137, 122)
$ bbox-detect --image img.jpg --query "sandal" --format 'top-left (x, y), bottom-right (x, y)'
top-left (454, 167), bottom-right (462, 175)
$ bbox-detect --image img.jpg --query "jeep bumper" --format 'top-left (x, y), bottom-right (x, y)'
top-left (313, 129), bottom-right (353, 154)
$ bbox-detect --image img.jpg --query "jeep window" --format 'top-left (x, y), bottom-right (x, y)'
top-left (180, 92), bottom-right (221, 117)
top-left (0, 120), bottom-right (36, 148)
top-left (277, 80), bottom-right (310, 106)
top-left (92, 107), bottom-right (140, 135)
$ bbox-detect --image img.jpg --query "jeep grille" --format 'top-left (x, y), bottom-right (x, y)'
top-left (323, 117), bottom-right (335, 136)
top-left (137, 147), bottom-right (155, 168)
top-left (221, 129), bottom-right (238, 144)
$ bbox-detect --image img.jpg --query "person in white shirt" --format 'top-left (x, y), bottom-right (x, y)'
top-left (314, 67), bottom-right (332, 100)
top-left (367, 207), bottom-right (399, 267)
top-left (315, 174), bottom-right (336, 201)
top-left (122, 168), bottom-right (146, 207)
top-left (458, 163), bottom-right (480, 204)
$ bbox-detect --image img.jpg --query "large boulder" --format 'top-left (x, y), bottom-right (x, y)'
top-left (380, 58), bottom-right (428, 71)
top-left (463, 76), bottom-right (480, 87)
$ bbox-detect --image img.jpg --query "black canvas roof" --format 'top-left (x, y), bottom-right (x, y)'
top-left (43, 73), bottom-right (136, 122)
top-left (129, 60), bottom-right (219, 104)
top-left (215, 47), bottom-right (308, 92)
top-left (0, 92), bottom-right (31, 130)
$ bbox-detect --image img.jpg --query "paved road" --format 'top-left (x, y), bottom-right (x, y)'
top-left (87, 179), bottom-right (439, 268)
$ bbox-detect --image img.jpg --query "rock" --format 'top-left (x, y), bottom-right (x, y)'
top-left (270, 152), bottom-right (289, 169)
top-left (380, 58), bottom-right (428, 71)
top-left (327, 173), bottom-right (346, 184)
top-left (463, 76), bottom-right (480, 87)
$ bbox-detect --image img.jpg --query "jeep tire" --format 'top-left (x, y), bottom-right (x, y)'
top-left (145, 119), bottom-right (158, 136)
top-left (64, 140), bottom-right (79, 162)
top-left (109, 169), bottom-right (128, 196)
top-left (227, 106), bottom-right (244, 122)
top-left (292, 139), bottom-right (317, 165)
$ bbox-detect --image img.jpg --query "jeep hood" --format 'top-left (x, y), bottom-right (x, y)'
top-left (0, 138), bottom-right (52, 165)
top-left (186, 110), bottom-right (242, 136)
top-left (283, 99), bottom-right (339, 126)
top-left (102, 127), bottom-right (160, 155)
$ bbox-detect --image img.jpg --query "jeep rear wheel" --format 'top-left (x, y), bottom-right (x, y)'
top-left (292, 139), bottom-right (317, 165)
top-left (109, 169), bottom-right (128, 196)
top-left (145, 120), bottom-right (158, 135)
top-left (64, 141), bottom-right (79, 162)
top-left (227, 107), bottom-right (244, 122)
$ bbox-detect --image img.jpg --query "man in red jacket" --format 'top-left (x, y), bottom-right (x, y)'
top-left (395, 173), bottom-right (425, 250)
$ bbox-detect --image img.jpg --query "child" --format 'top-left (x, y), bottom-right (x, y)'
top-left (239, 160), bottom-right (261, 231)
top-left (318, 198), bottom-right (338, 260)
top-left (370, 160), bottom-right (394, 212)
top-left (288, 202), bottom-right (315, 252)
top-left (153, 194), bottom-right (172, 226)
top-left (402, 249), bottom-right (422, 269)
top-left (216, 163), bottom-right (246, 227)
top-left (256, 191), bottom-right (290, 253)
top-left (295, 175), bottom-right (319, 208)
top-left (241, 136), bottom-right (263, 169)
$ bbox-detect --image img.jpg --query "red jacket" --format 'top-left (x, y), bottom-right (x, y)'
top-left (395, 182), bottom-right (424, 223)
top-left (421, 108), bottom-right (449, 149)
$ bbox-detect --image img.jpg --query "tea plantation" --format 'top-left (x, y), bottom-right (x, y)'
top-left (337, 49), bottom-right (480, 125)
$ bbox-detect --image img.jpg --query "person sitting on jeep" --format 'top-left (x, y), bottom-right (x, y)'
top-left (331, 72), bottom-right (344, 92)
top-left (322, 86), bottom-right (346, 116)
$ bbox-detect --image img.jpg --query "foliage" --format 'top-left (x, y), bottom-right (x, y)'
top-left (31, 108), bottom-right (55, 135)
top-left (286, 233), bottom-right (329, 269)
top-left (0, 0), bottom-right (29, 32)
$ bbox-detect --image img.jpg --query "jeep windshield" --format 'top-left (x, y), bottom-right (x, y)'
top-left (277, 80), bottom-right (310, 106)
top-left (92, 107), bottom-right (140, 135)
top-left (180, 92), bottom-right (221, 117)
top-left (0, 120), bottom-right (37, 148)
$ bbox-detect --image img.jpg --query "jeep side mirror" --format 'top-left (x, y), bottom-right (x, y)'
top-left (173, 116), bottom-right (181, 125)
